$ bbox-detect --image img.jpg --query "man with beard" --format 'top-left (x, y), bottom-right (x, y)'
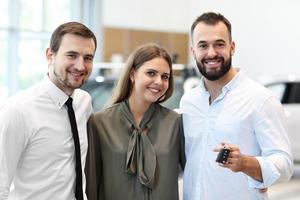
top-left (180, 12), bottom-right (293, 200)
top-left (0, 22), bottom-right (97, 200)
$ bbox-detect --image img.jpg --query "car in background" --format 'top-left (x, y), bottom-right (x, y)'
top-left (262, 75), bottom-right (300, 162)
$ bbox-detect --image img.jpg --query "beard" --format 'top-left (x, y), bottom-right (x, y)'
top-left (53, 66), bottom-right (86, 90)
top-left (196, 56), bottom-right (232, 81)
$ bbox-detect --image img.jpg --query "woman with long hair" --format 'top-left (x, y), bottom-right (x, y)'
top-left (85, 43), bottom-right (185, 200)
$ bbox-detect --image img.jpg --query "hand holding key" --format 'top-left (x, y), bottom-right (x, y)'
top-left (213, 142), bottom-right (244, 172)
top-left (213, 142), bottom-right (268, 193)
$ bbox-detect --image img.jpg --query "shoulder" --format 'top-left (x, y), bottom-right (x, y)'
top-left (154, 104), bottom-right (182, 121)
top-left (91, 103), bottom-right (121, 121)
top-left (150, 105), bottom-right (183, 132)
top-left (74, 88), bottom-right (92, 102)
top-left (88, 103), bottom-right (123, 132)
top-left (239, 76), bottom-right (275, 100)
top-left (1, 100), bottom-right (24, 121)
top-left (179, 84), bottom-right (203, 113)
top-left (181, 83), bottom-right (203, 103)
top-left (0, 85), bottom-right (41, 125)
top-left (100, 102), bottom-right (121, 115)
top-left (2, 83), bottom-right (43, 112)
top-left (233, 75), bottom-right (283, 113)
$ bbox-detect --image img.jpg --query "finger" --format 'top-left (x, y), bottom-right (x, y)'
top-left (220, 162), bottom-right (235, 171)
top-left (227, 151), bottom-right (237, 158)
top-left (227, 144), bottom-right (240, 151)
top-left (259, 188), bottom-right (268, 193)
top-left (224, 159), bottom-right (236, 166)
top-left (213, 148), bottom-right (220, 152)
top-left (214, 142), bottom-right (230, 152)
top-left (226, 157), bottom-right (233, 164)
top-left (220, 142), bottom-right (227, 146)
top-left (213, 145), bottom-right (225, 152)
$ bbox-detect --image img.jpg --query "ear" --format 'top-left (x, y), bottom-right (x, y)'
top-left (129, 69), bottom-right (135, 83)
top-left (190, 45), bottom-right (196, 59)
top-left (46, 48), bottom-right (54, 65)
top-left (230, 41), bottom-right (236, 56)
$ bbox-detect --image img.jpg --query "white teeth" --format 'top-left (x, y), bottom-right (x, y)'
top-left (71, 72), bottom-right (82, 76)
top-left (205, 59), bottom-right (220, 64)
top-left (149, 88), bottom-right (160, 93)
top-left (207, 61), bottom-right (218, 64)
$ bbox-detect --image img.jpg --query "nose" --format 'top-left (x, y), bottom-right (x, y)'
top-left (74, 57), bottom-right (85, 71)
top-left (154, 76), bottom-right (163, 85)
top-left (207, 46), bottom-right (217, 58)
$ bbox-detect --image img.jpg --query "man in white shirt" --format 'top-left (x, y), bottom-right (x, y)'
top-left (0, 22), bottom-right (97, 200)
top-left (180, 12), bottom-right (293, 200)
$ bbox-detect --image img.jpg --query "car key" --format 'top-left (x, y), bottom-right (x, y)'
top-left (216, 146), bottom-right (230, 164)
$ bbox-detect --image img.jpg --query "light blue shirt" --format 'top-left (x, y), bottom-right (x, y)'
top-left (180, 71), bottom-right (293, 200)
top-left (0, 77), bottom-right (92, 200)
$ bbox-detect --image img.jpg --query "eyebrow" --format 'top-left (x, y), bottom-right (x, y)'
top-left (215, 39), bottom-right (226, 43)
top-left (197, 39), bottom-right (226, 45)
top-left (65, 51), bottom-right (94, 58)
top-left (85, 54), bottom-right (94, 59)
top-left (146, 68), bottom-right (170, 76)
top-left (65, 51), bottom-right (79, 55)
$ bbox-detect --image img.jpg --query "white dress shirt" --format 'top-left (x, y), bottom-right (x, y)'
top-left (0, 77), bottom-right (92, 200)
top-left (180, 71), bottom-right (293, 200)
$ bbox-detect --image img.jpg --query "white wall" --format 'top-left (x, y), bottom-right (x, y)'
top-left (102, 0), bottom-right (300, 79)
top-left (189, 0), bottom-right (300, 79)
top-left (102, 0), bottom-right (189, 32)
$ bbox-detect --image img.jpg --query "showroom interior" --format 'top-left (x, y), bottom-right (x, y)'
top-left (2, 0), bottom-right (300, 100)
top-left (1, 0), bottom-right (300, 198)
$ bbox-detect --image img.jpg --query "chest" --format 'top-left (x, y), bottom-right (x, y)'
top-left (184, 94), bottom-right (258, 147)
top-left (98, 116), bottom-right (180, 156)
top-left (23, 107), bottom-right (88, 162)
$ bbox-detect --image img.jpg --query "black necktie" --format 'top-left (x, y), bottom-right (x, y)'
top-left (65, 97), bottom-right (84, 200)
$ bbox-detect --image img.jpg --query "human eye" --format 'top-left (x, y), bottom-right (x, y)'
top-left (146, 70), bottom-right (156, 77)
top-left (162, 74), bottom-right (170, 80)
top-left (197, 43), bottom-right (207, 50)
top-left (215, 42), bottom-right (225, 49)
top-left (84, 56), bottom-right (94, 63)
top-left (66, 54), bottom-right (77, 59)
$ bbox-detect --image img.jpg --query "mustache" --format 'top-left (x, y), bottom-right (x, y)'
top-left (202, 56), bottom-right (224, 63)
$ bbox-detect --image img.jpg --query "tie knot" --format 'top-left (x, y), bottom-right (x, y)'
top-left (65, 97), bottom-right (73, 108)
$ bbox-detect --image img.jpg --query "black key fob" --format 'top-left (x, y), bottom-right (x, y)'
top-left (216, 147), bottom-right (230, 164)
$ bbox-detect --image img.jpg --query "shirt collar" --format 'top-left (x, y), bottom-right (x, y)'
top-left (222, 70), bottom-right (243, 92)
top-left (198, 69), bottom-right (244, 93)
top-left (41, 76), bottom-right (70, 110)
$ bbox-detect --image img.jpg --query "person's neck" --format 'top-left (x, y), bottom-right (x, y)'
top-left (128, 97), bottom-right (151, 127)
top-left (204, 67), bottom-right (237, 104)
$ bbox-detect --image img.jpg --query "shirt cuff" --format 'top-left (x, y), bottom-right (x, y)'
top-left (247, 156), bottom-right (281, 188)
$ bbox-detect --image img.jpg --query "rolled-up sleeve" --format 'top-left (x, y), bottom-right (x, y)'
top-left (248, 97), bottom-right (293, 188)
top-left (0, 103), bottom-right (27, 199)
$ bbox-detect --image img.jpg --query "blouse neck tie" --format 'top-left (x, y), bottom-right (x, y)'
top-left (121, 101), bottom-right (157, 189)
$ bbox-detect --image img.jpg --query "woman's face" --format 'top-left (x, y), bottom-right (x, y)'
top-left (130, 57), bottom-right (170, 105)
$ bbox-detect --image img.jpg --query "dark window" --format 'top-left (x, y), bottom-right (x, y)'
top-left (285, 83), bottom-right (300, 104)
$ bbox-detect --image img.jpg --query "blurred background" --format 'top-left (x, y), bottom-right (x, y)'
top-left (2, 0), bottom-right (300, 100)
top-left (1, 0), bottom-right (300, 198)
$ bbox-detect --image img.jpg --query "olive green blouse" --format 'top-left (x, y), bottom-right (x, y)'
top-left (85, 101), bottom-right (185, 200)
